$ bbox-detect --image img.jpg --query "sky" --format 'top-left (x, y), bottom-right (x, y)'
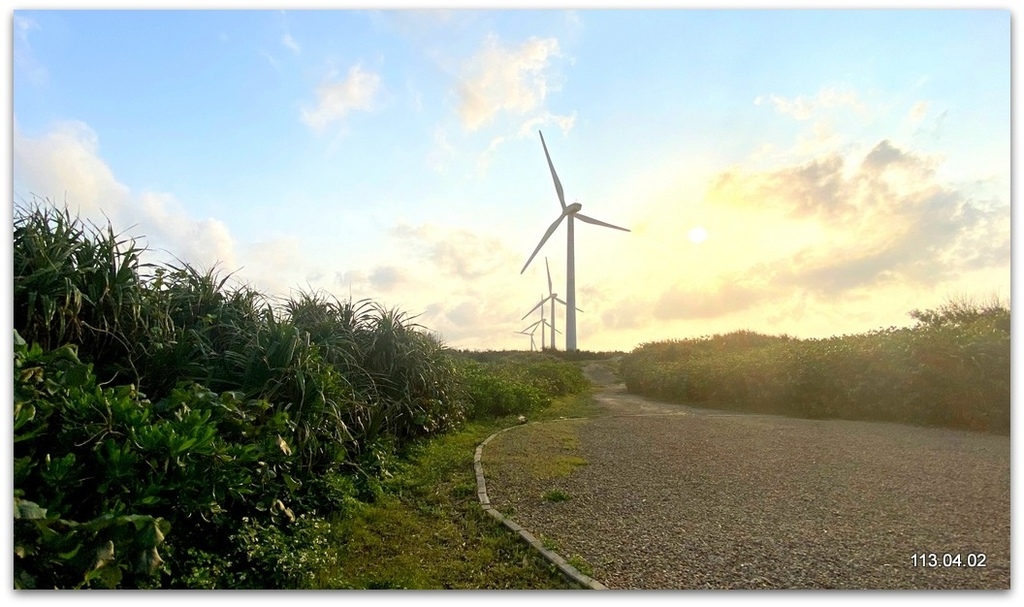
top-left (8, 4), bottom-right (1014, 353)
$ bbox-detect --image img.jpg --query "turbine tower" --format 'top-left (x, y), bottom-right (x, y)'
top-left (522, 293), bottom-right (549, 349)
top-left (520, 131), bottom-right (630, 351)
top-left (521, 257), bottom-right (581, 351)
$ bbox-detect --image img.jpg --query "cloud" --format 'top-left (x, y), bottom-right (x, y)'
top-left (426, 126), bottom-right (456, 172)
top-left (392, 222), bottom-right (519, 280)
top-left (600, 296), bottom-right (653, 330)
top-left (369, 265), bottom-right (406, 291)
top-left (710, 153), bottom-right (850, 220)
top-left (515, 111), bottom-right (576, 138)
top-left (654, 278), bottom-right (767, 321)
top-left (282, 33), bottom-right (301, 54)
top-left (704, 139), bottom-right (1008, 300)
top-left (136, 192), bottom-right (239, 272)
top-left (909, 100), bottom-right (930, 123)
top-left (301, 65), bottom-right (381, 133)
top-left (13, 15), bottom-right (47, 85)
top-left (756, 86), bottom-right (867, 121)
top-left (456, 34), bottom-right (564, 131)
top-left (13, 120), bottom-right (240, 274)
top-left (14, 14), bottom-right (38, 42)
top-left (14, 121), bottom-right (128, 216)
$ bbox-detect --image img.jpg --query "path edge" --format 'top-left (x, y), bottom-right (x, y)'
top-left (474, 423), bottom-right (608, 590)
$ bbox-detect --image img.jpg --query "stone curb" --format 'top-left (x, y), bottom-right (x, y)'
top-left (474, 422), bottom-right (608, 590)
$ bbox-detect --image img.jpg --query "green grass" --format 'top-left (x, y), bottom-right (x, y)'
top-left (530, 388), bottom-right (603, 422)
top-left (303, 417), bottom-right (583, 589)
top-left (542, 489), bottom-right (571, 502)
top-left (306, 388), bottom-right (609, 589)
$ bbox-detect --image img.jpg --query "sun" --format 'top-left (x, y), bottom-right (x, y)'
top-left (687, 226), bottom-right (708, 244)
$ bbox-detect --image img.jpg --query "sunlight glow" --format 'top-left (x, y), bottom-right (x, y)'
top-left (688, 226), bottom-right (708, 244)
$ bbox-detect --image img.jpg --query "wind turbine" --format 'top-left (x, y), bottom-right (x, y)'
top-left (521, 131), bottom-right (630, 351)
top-left (521, 257), bottom-right (581, 351)
top-left (514, 327), bottom-right (538, 351)
top-left (522, 292), bottom-right (549, 349)
top-left (523, 317), bottom-right (560, 352)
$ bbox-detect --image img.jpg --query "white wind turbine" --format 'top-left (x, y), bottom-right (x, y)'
top-left (521, 131), bottom-right (630, 351)
top-left (514, 326), bottom-right (538, 351)
top-left (523, 316), bottom-right (560, 351)
top-left (521, 257), bottom-right (581, 351)
top-left (521, 292), bottom-right (549, 349)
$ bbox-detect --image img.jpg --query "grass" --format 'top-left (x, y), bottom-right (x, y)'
top-left (305, 385), bottom-right (610, 589)
top-left (530, 387), bottom-right (603, 422)
top-left (304, 416), bottom-right (585, 589)
top-left (542, 489), bottom-right (572, 502)
top-left (537, 535), bottom-right (594, 578)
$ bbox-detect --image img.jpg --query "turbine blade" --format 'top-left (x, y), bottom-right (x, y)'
top-left (521, 214), bottom-right (565, 273)
top-left (575, 212), bottom-right (630, 232)
top-left (539, 130), bottom-right (566, 209)
top-left (521, 299), bottom-right (545, 320)
top-left (545, 257), bottom-right (553, 295)
top-left (554, 296), bottom-right (584, 313)
top-left (540, 317), bottom-right (565, 335)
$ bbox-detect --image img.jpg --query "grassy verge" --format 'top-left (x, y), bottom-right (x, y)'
top-left (529, 388), bottom-right (604, 422)
top-left (304, 413), bottom-right (591, 588)
top-left (307, 386), bottom-right (606, 589)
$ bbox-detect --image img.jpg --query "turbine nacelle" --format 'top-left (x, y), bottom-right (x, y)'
top-left (521, 130), bottom-right (630, 351)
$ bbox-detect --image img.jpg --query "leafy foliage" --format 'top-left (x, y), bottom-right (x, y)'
top-left (619, 301), bottom-right (1010, 433)
top-left (459, 353), bottom-right (589, 419)
top-left (12, 198), bottom-right (592, 588)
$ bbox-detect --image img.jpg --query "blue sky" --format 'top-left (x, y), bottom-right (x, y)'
top-left (9, 6), bottom-right (1013, 352)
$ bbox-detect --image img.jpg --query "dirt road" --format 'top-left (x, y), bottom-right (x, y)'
top-left (480, 361), bottom-right (1011, 589)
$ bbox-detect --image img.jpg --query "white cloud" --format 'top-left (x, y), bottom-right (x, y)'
top-left (14, 121), bottom-right (128, 217)
top-left (392, 221), bottom-right (519, 280)
top-left (426, 126), bottom-right (456, 172)
top-left (456, 34), bottom-right (563, 131)
top-left (516, 111), bottom-right (576, 138)
top-left (282, 33), bottom-right (301, 54)
top-left (301, 65), bottom-right (381, 133)
top-left (14, 15), bottom-right (38, 42)
top-left (909, 100), bottom-right (930, 123)
top-left (13, 120), bottom-right (240, 275)
top-left (761, 86), bottom-right (867, 121)
top-left (13, 15), bottom-right (47, 85)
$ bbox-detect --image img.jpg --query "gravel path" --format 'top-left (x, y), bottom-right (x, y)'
top-left (480, 364), bottom-right (1011, 589)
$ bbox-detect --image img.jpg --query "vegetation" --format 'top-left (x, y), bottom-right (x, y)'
top-left (619, 297), bottom-right (1010, 434)
top-left (12, 198), bottom-right (590, 588)
top-left (19, 195), bottom-right (1005, 589)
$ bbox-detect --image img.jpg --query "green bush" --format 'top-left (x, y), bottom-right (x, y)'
top-left (12, 329), bottom-right (304, 588)
top-left (11, 199), bottom-right (595, 588)
top-left (619, 301), bottom-right (1010, 434)
top-left (456, 354), bottom-right (589, 420)
top-left (459, 361), bottom-right (546, 419)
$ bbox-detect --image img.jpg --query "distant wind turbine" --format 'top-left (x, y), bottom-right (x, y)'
top-left (514, 327), bottom-right (538, 351)
top-left (524, 290), bottom-right (557, 348)
top-left (522, 317), bottom-right (560, 351)
top-left (521, 257), bottom-right (581, 351)
top-left (520, 131), bottom-right (630, 351)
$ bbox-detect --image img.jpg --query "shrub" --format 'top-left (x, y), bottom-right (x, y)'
top-left (619, 301), bottom-right (1010, 433)
top-left (12, 329), bottom-right (304, 588)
